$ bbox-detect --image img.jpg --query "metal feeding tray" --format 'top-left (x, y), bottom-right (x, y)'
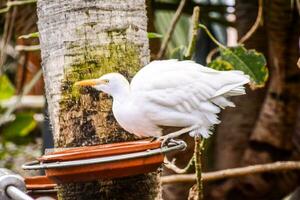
top-left (22, 139), bottom-right (186, 184)
top-left (25, 176), bottom-right (57, 199)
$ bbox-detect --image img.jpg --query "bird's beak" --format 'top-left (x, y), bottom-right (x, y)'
top-left (74, 79), bottom-right (106, 86)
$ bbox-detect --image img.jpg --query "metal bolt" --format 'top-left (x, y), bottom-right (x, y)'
top-left (0, 168), bottom-right (33, 200)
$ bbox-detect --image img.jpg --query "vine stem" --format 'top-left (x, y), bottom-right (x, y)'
top-left (198, 24), bottom-right (226, 49)
top-left (205, 0), bottom-right (263, 64)
top-left (206, 47), bottom-right (219, 64)
top-left (164, 155), bottom-right (195, 174)
top-left (184, 6), bottom-right (200, 59)
top-left (238, 0), bottom-right (263, 44)
top-left (194, 136), bottom-right (203, 200)
top-left (156, 0), bottom-right (187, 59)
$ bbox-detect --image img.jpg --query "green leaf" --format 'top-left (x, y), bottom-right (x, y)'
top-left (0, 74), bottom-right (15, 100)
top-left (147, 32), bottom-right (163, 39)
top-left (170, 45), bottom-right (187, 60)
top-left (209, 45), bottom-right (268, 88)
top-left (18, 32), bottom-right (39, 39)
top-left (1, 112), bottom-right (37, 145)
top-left (208, 58), bottom-right (234, 71)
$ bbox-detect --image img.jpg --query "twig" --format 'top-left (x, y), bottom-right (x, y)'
top-left (0, 41), bottom-right (18, 59)
top-left (238, 0), bottom-right (263, 44)
top-left (194, 136), bottom-right (203, 200)
top-left (156, 0), bottom-right (187, 59)
top-left (0, 2), bottom-right (14, 72)
top-left (15, 45), bottom-right (40, 51)
top-left (0, 0), bottom-right (37, 14)
top-left (164, 155), bottom-right (195, 174)
top-left (0, 69), bottom-right (42, 126)
top-left (161, 161), bottom-right (300, 184)
top-left (6, 5), bottom-right (15, 51)
top-left (184, 6), bottom-right (200, 59)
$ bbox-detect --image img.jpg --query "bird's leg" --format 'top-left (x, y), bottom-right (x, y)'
top-left (150, 136), bottom-right (159, 142)
top-left (159, 125), bottom-right (199, 146)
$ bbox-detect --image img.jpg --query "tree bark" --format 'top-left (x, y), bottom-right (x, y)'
top-left (37, 0), bottom-right (160, 199)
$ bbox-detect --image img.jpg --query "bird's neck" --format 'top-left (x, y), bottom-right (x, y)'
top-left (111, 85), bottom-right (131, 103)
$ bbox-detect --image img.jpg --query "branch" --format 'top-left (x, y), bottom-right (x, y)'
top-left (161, 161), bottom-right (300, 184)
top-left (184, 6), bottom-right (200, 59)
top-left (238, 0), bottom-right (263, 44)
top-left (15, 45), bottom-right (40, 51)
top-left (0, 69), bottom-right (42, 126)
top-left (0, 95), bottom-right (45, 109)
top-left (156, 0), bottom-right (187, 59)
top-left (0, 0), bottom-right (37, 14)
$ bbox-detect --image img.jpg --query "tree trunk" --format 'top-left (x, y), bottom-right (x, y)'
top-left (37, 0), bottom-right (160, 199)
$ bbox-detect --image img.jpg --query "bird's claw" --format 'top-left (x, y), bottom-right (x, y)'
top-left (161, 137), bottom-right (170, 147)
top-left (149, 136), bottom-right (168, 147)
top-left (150, 137), bottom-right (158, 142)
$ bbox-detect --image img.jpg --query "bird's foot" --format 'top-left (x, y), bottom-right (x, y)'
top-left (150, 136), bottom-right (170, 147)
top-left (158, 125), bottom-right (200, 147)
top-left (158, 135), bottom-right (172, 147)
top-left (157, 136), bottom-right (187, 148)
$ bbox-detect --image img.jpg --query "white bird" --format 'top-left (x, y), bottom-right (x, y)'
top-left (75, 60), bottom-right (249, 140)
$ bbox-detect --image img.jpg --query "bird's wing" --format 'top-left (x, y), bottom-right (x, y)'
top-left (131, 60), bottom-right (249, 100)
top-left (131, 60), bottom-right (218, 92)
top-left (130, 60), bottom-right (249, 123)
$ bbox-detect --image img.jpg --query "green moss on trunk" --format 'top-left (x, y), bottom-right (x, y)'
top-left (61, 42), bottom-right (140, 101)
top-left (58, 41), bottom-right (140, 146)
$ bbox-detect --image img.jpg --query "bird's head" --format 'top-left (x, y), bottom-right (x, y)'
top-left (74, 73), bottom-right (130, 98)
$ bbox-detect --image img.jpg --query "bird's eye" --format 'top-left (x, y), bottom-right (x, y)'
top-left (104, 79), bottom-right (109, 84)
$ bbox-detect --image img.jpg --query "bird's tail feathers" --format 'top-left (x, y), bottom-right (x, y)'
top-left (225, 86), bottom-right (246, 96)
top-left (230, 70), bottom-right (251, 81)
top-left (204, 112), bottom-right (221, 124)
top-left (189, 127), bottom-right (213, 138)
